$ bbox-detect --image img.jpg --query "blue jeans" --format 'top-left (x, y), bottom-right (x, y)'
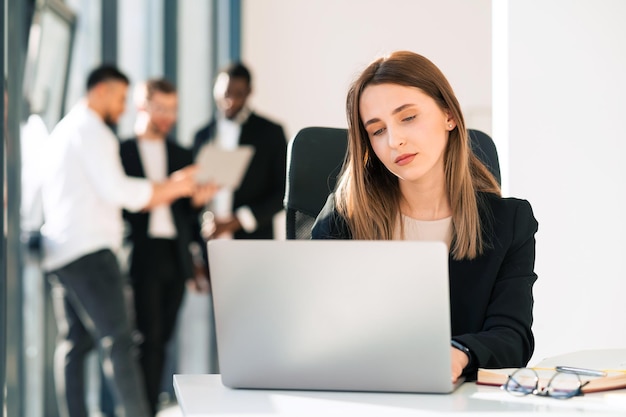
top-left (49, 249), bottom-right (150, 417)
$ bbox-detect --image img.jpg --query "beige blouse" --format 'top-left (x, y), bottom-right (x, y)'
top-left (394, 215), bottom-right (453, 249)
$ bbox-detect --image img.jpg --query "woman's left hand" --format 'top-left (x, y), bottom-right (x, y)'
top-left (451, 347), bottom-right (469, 383)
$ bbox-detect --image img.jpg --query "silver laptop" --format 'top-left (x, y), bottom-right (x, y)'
top-left (208, 240), bottom-right (461, 394)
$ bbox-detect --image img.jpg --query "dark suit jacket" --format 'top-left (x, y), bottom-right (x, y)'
top-left (312, 192), bottom-right (538, 378)
top-left (193, 112), bottom-right (287, 239)
top-left (120, 138), bottom-right (198, 281)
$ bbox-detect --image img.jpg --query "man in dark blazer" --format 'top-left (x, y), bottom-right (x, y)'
top-left (193, 62), bottom-right (287, 239)
top-left (119, 78), bottom-right (216, 416)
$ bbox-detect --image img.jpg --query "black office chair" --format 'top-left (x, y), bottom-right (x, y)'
top-left (468, 129), bottom-right (501, 186)
top-left (284, 127), bottom-right (348, 239)
top-left (284, 127), bottom-right (501, 240)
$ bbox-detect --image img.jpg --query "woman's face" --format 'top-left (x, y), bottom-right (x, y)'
top-left (359, 83), bottom-right (454, 185)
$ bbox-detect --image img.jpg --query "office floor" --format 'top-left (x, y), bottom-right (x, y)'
top-left (154, 287), bottom-right (226, 417)
top-left (157, 289), bottom-right (219, 417)
top-left (157, 404), bottom-right (183, 417)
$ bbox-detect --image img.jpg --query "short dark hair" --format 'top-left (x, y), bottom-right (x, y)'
top-left (134, 78), bottom-right (176, 106)
top-left (144, 78), bottom-right (176, 100)
top-left (221, 62), bottom-right (252, 86)
top-left (86, 65), bottom-right (130, 91)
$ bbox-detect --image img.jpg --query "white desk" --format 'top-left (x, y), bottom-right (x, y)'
top-left (174, 374), bottom-right (626, 416)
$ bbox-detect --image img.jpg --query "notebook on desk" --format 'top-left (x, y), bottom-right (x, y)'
top-left (207, 239), bottom-right (462, 394)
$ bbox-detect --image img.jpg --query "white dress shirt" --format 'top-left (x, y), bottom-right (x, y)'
top-left (41, 102), bottom-right (153, 271)
top-left (21, 114), bottom-right (49, 232)
top-left (206, 107), bottom-right (257, 237)
top-left (137, 138), bottom-right (177, 239)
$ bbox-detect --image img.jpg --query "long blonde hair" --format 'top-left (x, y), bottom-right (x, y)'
top-left (335, 51), bottom-right (500, 260)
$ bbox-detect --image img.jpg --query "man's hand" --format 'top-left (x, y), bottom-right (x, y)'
top-left (191, 181), bottom-right (219, 208)
top-left (213, 217), bottom-right (242, 238)
top-left (168, 165), bottom-right (198, 198)
top-left (200, 211), bottom-right (242, 239)
top-left (145, 165), bottom-right (198, 209)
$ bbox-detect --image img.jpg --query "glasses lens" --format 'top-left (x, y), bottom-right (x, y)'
top-left (547, 372), bottom-right (582, 399)
top-left (505, 368), bottom-right (538, 396)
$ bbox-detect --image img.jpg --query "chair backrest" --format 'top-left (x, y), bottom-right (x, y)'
top-left (284, 127), bottom-right (348, 239)
top-left (284, 127), bottom-right (500, 240)
top-left (468, 129), bottom-right (501, 185)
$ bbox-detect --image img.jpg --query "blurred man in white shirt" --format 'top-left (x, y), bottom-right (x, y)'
top-left (41, 65), bottom-right (198, 417)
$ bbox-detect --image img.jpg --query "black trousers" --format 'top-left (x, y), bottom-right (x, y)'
top-left (131, 238), bottom-right (186, 415)
top-left (50, 249), bottom-right (150, 417)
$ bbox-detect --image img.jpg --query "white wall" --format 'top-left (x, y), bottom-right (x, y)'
top-left (242, 0), bottom-right (492, 141)
top-left (177, 0), bottom-right (213, 148)
top-left (502, 0), bottom-right (626, 364)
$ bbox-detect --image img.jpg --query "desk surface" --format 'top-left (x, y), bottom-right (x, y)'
top-left (174, 374), bottom-right (626, 416)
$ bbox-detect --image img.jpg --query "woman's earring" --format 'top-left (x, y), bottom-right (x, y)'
top-left (448, 124), bottom-right (453, 129)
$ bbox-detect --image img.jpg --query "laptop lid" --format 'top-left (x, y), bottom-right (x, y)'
top-left (208, 240), bottom-right (456, 394)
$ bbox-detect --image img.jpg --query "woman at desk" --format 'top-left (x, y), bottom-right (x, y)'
top-left (312, 51), bottom-right (538, 383)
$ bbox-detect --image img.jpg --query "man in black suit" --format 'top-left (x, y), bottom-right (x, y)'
top-left (119, 78), bottom-right (216, 415)
top-left (193, 62), bottom-right (287, 239)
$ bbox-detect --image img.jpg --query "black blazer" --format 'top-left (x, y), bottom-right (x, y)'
top-left (312, 192), bottom-right (538, 377)
top-left (193, 112), bottom-right (287, 239)
top-left (120, 138), bottom-right (199, 281)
